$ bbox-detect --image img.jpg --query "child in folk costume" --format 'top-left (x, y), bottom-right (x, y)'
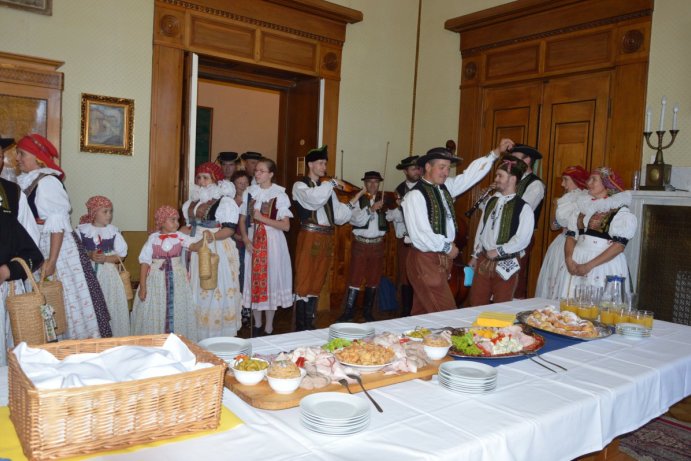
top-left (239, 158), bottom-right (293, 336)
top-left (77, 196), bottom-right (130, 337)
top-left (132, 206), bottom-right (202, 337)
top-left (15, 134), bottom-right (111, 339)
top-left (535, 166), bottom-right (590, 300)
top-left (182, 162), bottom-right (243, 341)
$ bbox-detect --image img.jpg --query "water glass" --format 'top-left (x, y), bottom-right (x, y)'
top-left (635, 310), bottom-right (654, 330)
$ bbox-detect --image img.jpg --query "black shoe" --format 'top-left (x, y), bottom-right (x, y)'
top-left (305, 297), bottom-right (318, 330)
top-left (337, 287), bottom-right (359, 322)
top-left (252, 326), bottom-right (263, 337)
top-left (295, 299), bottom-right (306, 331)
top-left (400, 284), bottom-right (413, 317)
top-left (363, 287), bottom-right (377, 322)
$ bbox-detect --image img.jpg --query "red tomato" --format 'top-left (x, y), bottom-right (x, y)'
top-left (295, 357), bottom-right (306, 368)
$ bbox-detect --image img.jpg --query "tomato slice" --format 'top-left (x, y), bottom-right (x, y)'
top-left (295, 357), bottom-right (306, 368)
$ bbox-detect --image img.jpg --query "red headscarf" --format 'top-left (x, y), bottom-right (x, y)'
top-left (195, 162), bottom-right (224, 183)
top-left (154, 205), bottom-right (179, 231)
top-left (79, 195), bottom-right (113, 224)
top-left (16, 134), bottom-right (65, 180)
top-left (562, 165), bottom-right (589, 190)
top-left (592, 167), bottom-right (625, 195)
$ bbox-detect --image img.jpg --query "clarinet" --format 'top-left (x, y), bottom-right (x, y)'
top-left (464, 186), bottom-right (495, 217)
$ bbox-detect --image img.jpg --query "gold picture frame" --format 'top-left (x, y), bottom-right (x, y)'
top-left (80, 93), bottom-right (134, 156)
top-left (0, 0), bottom-right (52, 16)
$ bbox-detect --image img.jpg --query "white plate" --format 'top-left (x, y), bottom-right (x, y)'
top-left (301, 418), bottom-right (370, 435)
top-left (198, 337), bottom-right (252, 355)
top-left (300, 392), bottom-right (370, 420)
top-left (439, 361), bottom-right (498, 380)
top-left (329, 323), bottom-right (374, 338)
top-left (336, 360), bottom-right (393, 374)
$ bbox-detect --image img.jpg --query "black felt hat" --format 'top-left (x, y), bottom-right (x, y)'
top-left (241, 151), bottom-right (263, 161)
top-left (217, 151), bottom-right (240, 163)
top-left (509, 144), bottom-right (542, 161)
top-left (361, 171), bottom-right (383, 181)
top-left (416, 147), bottom-right (460, 167)
top-left (305, 146), bottom-right (328, 163)
top-left (0, 138), bottom-right (15, 151)
top-left (396, 155), bottom-right (420, 170)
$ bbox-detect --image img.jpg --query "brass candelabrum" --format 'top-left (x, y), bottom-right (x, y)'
top-left (642, 130), bottom-right (678, 190)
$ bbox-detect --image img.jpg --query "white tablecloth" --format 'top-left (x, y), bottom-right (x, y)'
top-left (2, 298), bottom-right (690, 461)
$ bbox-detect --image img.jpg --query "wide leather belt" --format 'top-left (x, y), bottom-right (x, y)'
top-left (300, 222), bottom-right (334, 234)
top-left (481, 249), bottom-right (523, 261)
top-left (354, 235), bottom-right (384, 244)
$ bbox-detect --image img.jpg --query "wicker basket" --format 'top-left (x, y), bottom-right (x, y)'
top-left (198, 235), bottom-right (212, 280)
top-left (199, 233), bottom-right (219, 291)
top-left (39, 267), bottom-right (67, 336)
top-left (117, 256), bottom-right (134, 301)
top-left (6, 258), bottom-right (47, 345)
top-left (8, 334), bottom-right (227, 461)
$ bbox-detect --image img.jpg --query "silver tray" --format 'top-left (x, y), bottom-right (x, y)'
top-left (516, 310), bottom-right (612, 341)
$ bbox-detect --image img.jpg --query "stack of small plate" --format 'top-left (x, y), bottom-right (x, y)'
top-left (300, 392), bottom-right (370, 435)
top-left (329, 323), bottom-right (375, 341)
top-left (438, 361), bottom-right (497, 394)
top-left (198, 337), bottom-right (252, 363)
top-left (615, 323), bottom-right (651, 339)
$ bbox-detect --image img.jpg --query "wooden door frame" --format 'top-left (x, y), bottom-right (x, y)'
top-left (149, 0), bottom-right (362, 229)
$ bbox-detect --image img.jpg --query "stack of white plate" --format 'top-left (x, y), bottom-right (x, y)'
top-left (615, 323), bottom-right (651, 339)
top-left (329, 323), bottom-right (375, 341)
top-left (198, 337), bottom-right (252, 363)
top-left (300, 392), bottom-right (370, 435)
top-left (438, 361), bottom-right (498, 394)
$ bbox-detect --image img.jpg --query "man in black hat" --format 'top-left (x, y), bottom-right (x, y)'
top-left (508, 143), bottom-right (546, 298)
top-left (338, 171), bottom-right (386, 322)
top-left (217, 151), bottom-right (240, 180)
top-left (292, 146), bottom-right (351, 330)
top-left (401, 139), bottom-right (512, 314)
top-left (384, 155), bottom-right (421, 317)
top-left (241, 151), bottom-right (263, 185)
top-left (0, 138), bottom-right (39, 243)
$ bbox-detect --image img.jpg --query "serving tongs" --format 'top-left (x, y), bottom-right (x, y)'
top-left (345, 373), bottom-right (383, 413)
top-left (523, 352), bottom-right (567, 373)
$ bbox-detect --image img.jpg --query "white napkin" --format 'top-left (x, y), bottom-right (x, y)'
top-left (13, 334), bottom-right (212, 389)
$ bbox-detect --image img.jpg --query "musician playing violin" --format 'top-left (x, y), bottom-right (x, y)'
top-left (402, 141), bottom-right (511, 314)
top-left (338, 171), bottom-right (387, 323)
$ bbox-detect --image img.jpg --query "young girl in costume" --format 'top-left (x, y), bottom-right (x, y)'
top-left (131, 206), bottom-right (204, 337)
top-left (78, 196), bottom-right (130, 337)
top-left (182, 162), bottom-right (242, 341)
top-left (239, 158), bottom-right (293, 336)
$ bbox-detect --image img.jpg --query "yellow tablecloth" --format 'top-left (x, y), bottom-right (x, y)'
top-left (0, 406), bottom-right (242, 460)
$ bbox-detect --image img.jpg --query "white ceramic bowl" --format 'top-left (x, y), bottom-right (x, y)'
top-left (267, 367), bottom-right (306, 394)
top-left (423, 344), bottom-right (450, 361)
top-left (232, 358), bottom-right (269, 386)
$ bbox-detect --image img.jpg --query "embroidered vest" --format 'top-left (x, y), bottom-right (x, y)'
top-left (516, 173), bottom-right (544, 229)
top-left (577, 207), bottom-right (625, 240)
top-left (25, 173), bottom-right (65, 222)
top-left (294, 177), bottom-right (335, 226)
top-left (482, 195), bottom-right (528, 245)
top-left (412, 180), bottom-right (457, 236)
top-left (352, 195), bottom-right (387, 231)
top-left (0, 177), bottom-right (20, 218)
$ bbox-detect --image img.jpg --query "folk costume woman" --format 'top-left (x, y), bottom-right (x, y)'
top-left (182, 162), bottom-right (242, 340)
top-left (132, 206), bottom-right (199, 337)
top-left (535, 166), bottom-right (589, 299)
top-left (558, 167), bottom-right (637, 297)
top-left (15, 134), bottom-right (111, 339)
top-left (231, 170), bottom-right (252, 326)
top-left (239, 159), bottom-right (293, 336)
top-left (78, 196), bottom-right (130, 337)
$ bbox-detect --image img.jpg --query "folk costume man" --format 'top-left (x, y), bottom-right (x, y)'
top-left (468, 156), bottom-right (534, 306)
top-left (241, 151), bottom-right (263, 185)
top-left (385, 155), bottom-right (421, 317)
top-left (216, 151), bottom-right (239, 198)
top-left (292, 146), bottom-right (351, 330)
top-left (339, 171), bottom-right (387, 323)
top-left (0, 138), bottom-right (39, 244)
top-left (402, 141), bottom-right (511, 314)
top-left (509, 144), bottom-right (546, 298)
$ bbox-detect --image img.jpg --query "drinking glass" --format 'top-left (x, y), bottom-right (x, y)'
top-left (599, 305), bottom-right (615, 326)
top-left (636, 310), bottom-right (654, 330)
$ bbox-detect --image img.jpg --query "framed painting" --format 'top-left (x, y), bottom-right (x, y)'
top-left (0, 0), bottom-right (52, 15)
top-left (80, 93), bottom-right (134, 156)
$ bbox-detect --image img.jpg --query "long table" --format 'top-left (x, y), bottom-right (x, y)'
top-left (2, 298), bottom-right (690, 460)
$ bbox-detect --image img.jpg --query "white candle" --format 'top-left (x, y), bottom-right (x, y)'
top-left (645, 106), bottom-right (652, 132)
top-left (673, 104), bottom-right (679, 130)
top-left (659, 96), bottom-right (667, 131)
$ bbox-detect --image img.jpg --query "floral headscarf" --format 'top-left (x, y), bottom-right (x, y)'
top-left (154, 205), bottom-right (179, 230)
top-left (79, 195), bottom-right (113, 224)
top-left (195, 162), bottom-right (224, 183)
top-left (592, 166), bottom-right (625, 195)
top-left (562, 165), bottom-right (589, 189)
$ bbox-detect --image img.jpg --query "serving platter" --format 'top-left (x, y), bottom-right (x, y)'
top-left (516, 310), bottom-right (612, 341)
top-left (447, 327), bottom-right (545, 359)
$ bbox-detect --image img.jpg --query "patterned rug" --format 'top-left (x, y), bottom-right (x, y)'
top-left (619, 415), bottom-right (691, 461)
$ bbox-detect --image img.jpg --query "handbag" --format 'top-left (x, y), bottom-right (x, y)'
top-left (117, 256), bottom-right (134, 300)
top-left (199, 232), bottom-right (219, 291)
top-left (6, 258), bottom-right (49, 345)
top-left (39, 265), bottom-right (68, 336)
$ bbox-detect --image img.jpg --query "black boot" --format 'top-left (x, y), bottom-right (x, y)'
top-left (252, 326), bottom-right (263, 337)
top-left (294, 299), bottom-right (307, 331)
top-left (400, 284), bottom-right (413, 317)
top-left (337, 287), bottom-right (359, 322)
top-left (305, 297), bottom-right (318, 330)
top-left (363, 287), bottom-right (376, 322)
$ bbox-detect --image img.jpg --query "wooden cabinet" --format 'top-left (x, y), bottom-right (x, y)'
top-left (446, 0), bottom-right (652, 297)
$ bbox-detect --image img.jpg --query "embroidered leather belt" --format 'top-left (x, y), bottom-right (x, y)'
top-left (300, 222), bottom-right (334, 234)
top-left (480, 249), bottom-right (523, 261)
top-left (354, 235), bottom-right (384, 244)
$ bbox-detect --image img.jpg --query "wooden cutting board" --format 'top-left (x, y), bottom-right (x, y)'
top-left (224, 357), bottom-right (454, 410)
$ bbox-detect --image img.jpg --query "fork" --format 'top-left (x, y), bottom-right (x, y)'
top-left (346, 373), bottom-right (383, 413)
top-left (338, 378), bottom-right (353, 394)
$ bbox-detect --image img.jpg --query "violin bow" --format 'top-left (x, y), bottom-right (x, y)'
top-left (381, 141), bottom-right (390, 197)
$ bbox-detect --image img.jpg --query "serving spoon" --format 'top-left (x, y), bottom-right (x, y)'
top-left (346, 373), bottom-right (383, 413)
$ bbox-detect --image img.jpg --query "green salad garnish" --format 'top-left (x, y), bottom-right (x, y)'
top-left (322, 338), bottom-right (352, 352)
top-left (451, 333), bottom-right (483, 356)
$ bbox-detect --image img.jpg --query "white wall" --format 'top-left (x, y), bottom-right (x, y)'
top-left (0, 0), bottom-right (153, 231)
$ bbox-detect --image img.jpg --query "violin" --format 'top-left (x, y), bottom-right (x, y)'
top-left (319, 176), bottom-right (362, 194)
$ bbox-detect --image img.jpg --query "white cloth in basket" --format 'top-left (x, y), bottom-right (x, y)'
top-left (13, 334), bottom-right (212, 389)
